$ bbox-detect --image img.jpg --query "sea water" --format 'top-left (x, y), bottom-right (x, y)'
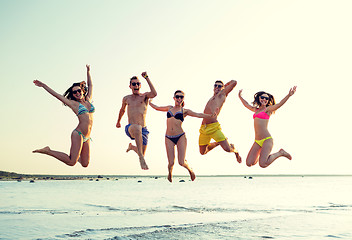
top-left (0, 176), bottom-right (351, 240)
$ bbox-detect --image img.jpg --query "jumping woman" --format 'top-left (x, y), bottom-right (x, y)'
top-left (149, 90), bottom-right (215, 182)
top-left (238, 86), bottom-right (297, 168)
top-left (33, 64), bottom-right (94, 167)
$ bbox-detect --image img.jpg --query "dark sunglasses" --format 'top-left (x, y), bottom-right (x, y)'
top-left (260, 96), bottom-right (269, 100)
top-left (72, 89), bottom-right (82, 94)
top-left (214, 84), bottom-right (223, 88)
top-left (175, 95), bottom-right (184, 99)
top-left (131, 82), bottom-right (141, 86)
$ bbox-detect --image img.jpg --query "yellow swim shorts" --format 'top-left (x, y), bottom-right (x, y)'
top-left (199, 122), bottom-right (227, 146)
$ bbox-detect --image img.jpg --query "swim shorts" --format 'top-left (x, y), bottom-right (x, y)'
top-left (125, 124), bottom-right (149, 145)
top-left (199, 122), bottom-right (226, 146)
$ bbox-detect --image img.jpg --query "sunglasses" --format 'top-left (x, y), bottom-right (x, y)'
top-left (175, 95), bottom-right (184, 99)
top-left (214, 84), bottom-right (223, 88)
top-left (260, 96), bottom-right (269, 100)
top-left (131, 82), bottom-right (141, 86)
top-left (72, 89), bottom-right (82, 94)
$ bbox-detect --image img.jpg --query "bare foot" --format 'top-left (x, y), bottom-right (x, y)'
top-left (33, 146), bottom-right (50, 154)
top-left (126, 143), bottom-right (133, 153)
top-left (235, 152), bottom-right (242, 163)
top-left (139, 156), bottom-right (149, 170)
top-left (280, 149), bottom-right (292, 160)
top-left (189, 170), bottom-right (196, 181)
top-left (230, 144), bottom-right (242, 163)
top-left (167, 172), bottom-right (172, 182)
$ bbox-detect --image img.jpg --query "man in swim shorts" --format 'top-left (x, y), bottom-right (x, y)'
top-left (199, 80), bottom-right (242, 163)
top-left (116, 72), bottom-right (157, 170)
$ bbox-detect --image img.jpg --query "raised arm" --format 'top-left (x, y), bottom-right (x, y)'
top-left (85, 64), bottom-right (93, 101)
top-left (222, 80), bottom-right (237, 96)
top-left (116, 96), bottom-right (127, 128)
top-left (149, 100), bottom-right (171, 112)
top-left (184, 109), bottom-right (217, 119)
top-left (238, 89), bottom-right (256, 112)
top-left (33, 80), bottom-right (74, 108)
top-left (267, 86), bottom-right (297, 112)
top-left (142, 72), bottom-right (157, 99)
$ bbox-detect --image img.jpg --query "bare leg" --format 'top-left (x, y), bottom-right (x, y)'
top-left (128, 124), bottom-right (148, 170)
top-left (218, 140), bottom-right (242, 163)
top-left (176, 135), bottom-right (195, 181)
top-left (33, 131), bottom-right (83, 166)
top-left (165, 137), bottom-right (175, 182)
top-left (126, 143), bottom-right (137, 153)
top-left (199, 142), bottom-right (220, 155)
top-left (258, 139), bottom-right (291, 168)
top-left (246, 142), bottom-right (261, 167)
top-left (79, 140), bottom-right (90, 167)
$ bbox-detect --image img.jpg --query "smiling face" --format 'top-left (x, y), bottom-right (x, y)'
top-left (72, 86), bottom-right (83, 101)
top-left (173, 93), bottom-right (184, 106)
top-left (259, 93), bottom-right (270, 106)
top-left (130, 78), bottom-right (141, 95)
top-left (213, 81), bottom-right (224, 94)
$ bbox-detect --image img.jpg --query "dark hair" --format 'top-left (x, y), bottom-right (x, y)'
top-left (215, 80), bottom-right (224, 85)
top-left (253, 91), bottom-right (275, 108)
top-left (63, 81), bottom-right (87, 102)
top-left (130, 76), bottom-right (139, 85)
top-left (174, 90), bottom-right (185, 107)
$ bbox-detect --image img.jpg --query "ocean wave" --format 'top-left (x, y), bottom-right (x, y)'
top-left (0, 209), bottom-right (72, 215)
top-left (1, 202), bottom-right (350, 218)
top-left (315, 203), bottom-right (352, 211)
top-left (51, 220), bottom-right (279, 240)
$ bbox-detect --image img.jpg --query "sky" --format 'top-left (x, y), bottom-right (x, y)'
top-left (1, 0), bottom-right (351, 176)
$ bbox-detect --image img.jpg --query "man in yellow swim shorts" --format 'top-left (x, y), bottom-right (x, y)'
top-left (199, 80), bottom-right (242, 163)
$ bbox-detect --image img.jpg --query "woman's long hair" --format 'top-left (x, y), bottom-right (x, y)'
top-left (63, 81), bottom-right (87, 102)
top-left (174, 90), bottom-right (185, 107)
top-left (253, 91), bottom-right (275, 109)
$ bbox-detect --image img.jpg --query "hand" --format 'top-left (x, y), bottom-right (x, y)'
top-left (33, 80), bottom-right (45, 87)
top-left (238, 89), bottom-right (243, 97)
top-left (86, 64), bottom-right (90, 71)
top-left (116, 122), bottom-right (121, 128)
top-left (289, 86), bottom-right (297, 96)
top-left (141, 72), bottom-right (149, 79)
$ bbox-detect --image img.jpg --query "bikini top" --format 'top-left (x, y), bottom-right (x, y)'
top-left (77, 101), bottom-right (95, 116)
top-left (167, 108), bottom-right (184, 122)
top-left (253, 108), bottom-right (270, 120)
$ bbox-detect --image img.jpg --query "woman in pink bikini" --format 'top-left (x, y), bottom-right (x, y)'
top-left (238, 86), bottom-right (296, 168)
top-left (32, 64), bottom-right (94, 167)
top-left (149, 90), bottom-right (215, 182)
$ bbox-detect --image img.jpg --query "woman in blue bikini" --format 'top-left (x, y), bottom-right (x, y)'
top-left (150, 90), bottom-right (215, 182)
top-left (238, 87), bottom-right (296, 168)
top-left (33, 64), bottom-right (94, 167)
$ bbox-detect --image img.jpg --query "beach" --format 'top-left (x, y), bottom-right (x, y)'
top-left (1, 175), bottom-right (352, 239)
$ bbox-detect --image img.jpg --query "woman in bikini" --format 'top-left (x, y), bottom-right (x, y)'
top-left (149, 90), bottom-right (215, 182)
top-left (32, 64), bottom-right (94, 167)
top-left (238, 86), bottom-right (296, 168)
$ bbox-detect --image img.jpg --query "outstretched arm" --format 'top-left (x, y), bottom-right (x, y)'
top-left (85, 64), bottom-right (93, 101)
top-left (142, 72), bottom-right (157, 99)
top-left (33, 80), bottom-right (74, 108)
top-left (222, 80), bottom-right (237, 96)
top-left (149, 100), bottom-right (171, 112)
top-left (184, 109), bottom-right (217, 119)
top-left (267, 86), bottom-right (297, 112)
top-left (116, 97), bottom-right (127, 128)
top-left (238, 89), bottom-right (256, 112)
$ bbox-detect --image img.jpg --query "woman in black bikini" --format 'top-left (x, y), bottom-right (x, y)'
top-left (32, 64), bottom-right (94, 167)
top-left (149, 90), bottom-right (214, 182)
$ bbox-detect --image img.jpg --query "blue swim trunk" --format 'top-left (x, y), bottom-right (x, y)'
top-left (125, 124), bottom-right (149, 145)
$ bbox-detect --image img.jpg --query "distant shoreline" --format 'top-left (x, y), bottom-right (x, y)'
top-left (1, 170), bottom-right (352, 181)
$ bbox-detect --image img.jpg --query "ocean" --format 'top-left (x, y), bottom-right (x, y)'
top-left (0, 176), bottom-right (351, 240)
